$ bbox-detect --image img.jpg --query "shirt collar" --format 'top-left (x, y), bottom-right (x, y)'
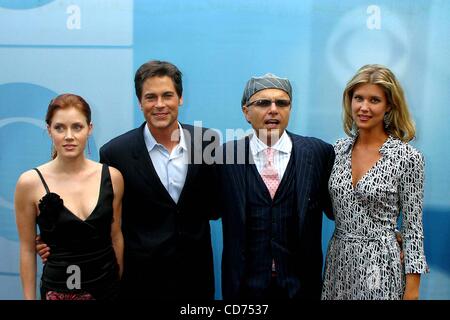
top-left (249, 129), bottom-right (292, 156)
top-left (379, 135), bottom-right (399, 156)
top-left (143, 122), bottom-right (188, 153)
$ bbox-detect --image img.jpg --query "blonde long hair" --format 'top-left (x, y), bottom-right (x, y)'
top-left (342, 64), bottom-right (415, 142)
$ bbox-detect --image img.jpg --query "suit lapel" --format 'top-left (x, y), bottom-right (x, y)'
top-left (243, 134), bottom-right (268, 198)
top-left (132, 122), bottom-right (176, 205)
top-left (221, 137), bottom-right (251, 225)
top-left (239, 137), bottom-right (252, 224)
top-left (177, 124), bottom-right (200, 206)
top-left (289, 133), bottom-right (314, 236)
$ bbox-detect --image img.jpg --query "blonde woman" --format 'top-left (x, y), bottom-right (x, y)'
top-left (322, 65), bottom-right (428, 300)
top-left (15, 94), bottom-right (124, 300)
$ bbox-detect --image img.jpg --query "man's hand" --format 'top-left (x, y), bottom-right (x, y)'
top-left (395, 230), bottom-right (404, 265)
top-left (35, 235), bottom-right (50, 263)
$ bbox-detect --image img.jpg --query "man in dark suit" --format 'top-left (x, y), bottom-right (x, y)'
top-left (38, 60), bottom-right (219, 300)
top-left (99, 60), bottom-right (219, 300)
top-left (216, 73), bottom-right (335, 300)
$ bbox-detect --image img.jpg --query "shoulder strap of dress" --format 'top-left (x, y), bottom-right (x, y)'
top-left (33, 168), bottom-right (50, 194)
top-left (101, 163), bottom-right (113, 191)
top-left (102, 163), bottom-right (110, 180)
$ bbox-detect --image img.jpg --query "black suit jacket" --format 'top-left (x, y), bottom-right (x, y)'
top-left (217, 132), bottom-right (335, 300)
top-left (99, 122), bottom-right (219, 300)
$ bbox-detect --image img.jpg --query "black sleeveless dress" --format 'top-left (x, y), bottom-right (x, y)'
top-left (34, 164), bottom-right (120, 300)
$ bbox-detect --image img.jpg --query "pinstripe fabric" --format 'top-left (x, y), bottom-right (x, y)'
top-left (241, 73), bottom-right (292, 105)
top-left (244, 148), bottom-right (299, 299)
top-left (219, 131), bottom-right (336, 300)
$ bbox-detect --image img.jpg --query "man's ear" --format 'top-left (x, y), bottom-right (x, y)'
top-left (47, 125), bottom-right (51, 137)
top-left (179, 96), bottom-right (183, 106)
top-left (242, 105), bottom-right (250, 122)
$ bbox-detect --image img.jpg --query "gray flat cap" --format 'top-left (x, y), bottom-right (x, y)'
top-left (241, 73), bottom-right (292, 106)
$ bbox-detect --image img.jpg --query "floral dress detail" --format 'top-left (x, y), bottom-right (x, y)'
top-left (321, 136), bottom-right (428, 300)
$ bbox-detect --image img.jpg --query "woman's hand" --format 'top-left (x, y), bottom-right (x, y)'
top-left (403, 273), bottom-right (420, 300)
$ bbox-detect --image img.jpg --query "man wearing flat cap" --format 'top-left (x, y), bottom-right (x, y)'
top-left (217, 73), bottom-right (335, 300)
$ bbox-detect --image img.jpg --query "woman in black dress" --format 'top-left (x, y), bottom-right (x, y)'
top-left (15, 93), bottom-right (124, 300)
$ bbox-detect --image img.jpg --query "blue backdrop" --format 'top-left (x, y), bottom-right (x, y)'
top-left (0, 0), bottom-right (448, 299)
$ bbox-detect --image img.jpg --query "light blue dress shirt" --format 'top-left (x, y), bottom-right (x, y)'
top-left (143, 122), bottom-right (188, 204)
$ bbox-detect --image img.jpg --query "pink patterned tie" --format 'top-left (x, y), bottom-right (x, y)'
top-left (261, 148), bottom-right (280, 276)
top-left (261, 147), bottom-right (280, 199)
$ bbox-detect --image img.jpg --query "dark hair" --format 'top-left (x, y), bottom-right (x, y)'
top-left (46, 93), bottom-right (91, 159)
top-left (134, 60), bottom-right (183, 101)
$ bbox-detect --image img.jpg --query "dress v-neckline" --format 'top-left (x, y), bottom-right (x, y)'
top-left (62, 168), bottom-right (103, 222)
top-left (63, 188), bottom-right (101, 222)
top-left (37, 166), bottom-right (104, 223)
top-left (350, 155), bottom-right (383, 190)
top-left (349, 136), bottom-right (390, 190)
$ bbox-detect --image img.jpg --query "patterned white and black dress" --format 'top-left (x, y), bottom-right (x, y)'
top-left (321, 135), bottom-right (428, 300)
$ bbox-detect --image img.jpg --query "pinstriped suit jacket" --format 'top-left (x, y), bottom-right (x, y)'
top-left (218, 131), bottom-right (335, 300)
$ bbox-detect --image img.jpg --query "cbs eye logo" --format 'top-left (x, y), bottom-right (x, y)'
top-left (326, 5), bottom-right (410, 86)
top-left (0, 83), bottom-right (56, 217)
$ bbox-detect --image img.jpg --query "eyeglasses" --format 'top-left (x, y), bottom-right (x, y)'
top-left (246, 99), bottom-right (291, 108)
